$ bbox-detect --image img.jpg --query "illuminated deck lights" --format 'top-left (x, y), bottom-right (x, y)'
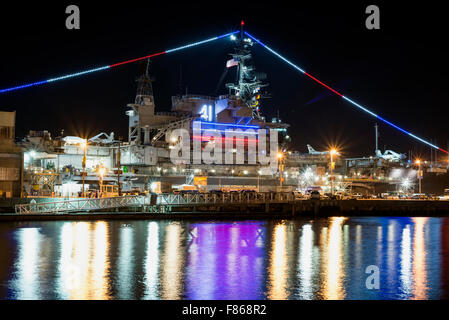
top-left (193, 120), bottom-right (260, 129)
top-left (200, 128), bottom-right (258, 135)
top-left (193, 135), bottom-right (258, 143)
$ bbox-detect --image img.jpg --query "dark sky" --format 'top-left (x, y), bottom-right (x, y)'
top-left (1, 1), bottom-right (447, 159)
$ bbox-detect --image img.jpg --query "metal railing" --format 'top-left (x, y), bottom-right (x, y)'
top-left (157, 192), bottom-right (294, 205)
top-left (14, 192), bottom-right (295, 215)
top-left (15, 195), bottom-right (147, 214)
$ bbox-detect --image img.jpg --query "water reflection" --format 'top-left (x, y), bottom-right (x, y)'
top-left (55, 222), bottom-right (111, 299)
top-left (118, 225), bottom-right (134, 299)
top-left (297, 224), bottom-right (314, 299)
top-left (386, 221), bottom-right (396, 289)
top-left (185, 223), bottom-right (265, 299)
top-left (91, 222), bottom-right (110, 299)
top-left (161, 223), bottom-right (183, 299)
top-left (355, 225), bottom-right (362, 270)
top-left (412, 217), bottom-right (428, 299)
top-left (268, 224), bottom-right (288, 299)
top-left (321, 217), bottom-right (346, 300)
top-left (0, 217), bottom-right (447, 299)
top-left (57, 222), bottom-right (74, 299)
top-left (376, 226), bottom-right (383, 269)
top-left (15, 228), bottom-right (41, 299)
top-left (70, 222), bottom-right (89, 299)
top-left (400, 224), bottom-right (412, 298)
top-left (185, 224), bottom-right (217, 299)
top-left (143, 222), bottom-right (159, 299)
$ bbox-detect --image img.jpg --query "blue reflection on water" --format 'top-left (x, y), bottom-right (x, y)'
top-left (0, 217), bottom-right (448, 300)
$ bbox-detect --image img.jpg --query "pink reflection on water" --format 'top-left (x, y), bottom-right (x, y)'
top-left (185, 222), bottom-right (265, 299)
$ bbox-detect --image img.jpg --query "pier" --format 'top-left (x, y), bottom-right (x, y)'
top-left (2, 192), bottom-right (449, 221)
top-left (13, 195), bottom-right (147, 214)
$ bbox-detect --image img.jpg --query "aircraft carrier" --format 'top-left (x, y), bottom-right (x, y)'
top-left (6, 31), bottom-right (449, 200)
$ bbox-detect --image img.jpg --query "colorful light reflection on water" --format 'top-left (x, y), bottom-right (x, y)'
top-left (0, 217), bottom-right (448, 300)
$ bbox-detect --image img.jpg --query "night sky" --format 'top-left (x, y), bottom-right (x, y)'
top-left (1, 2), bottom-right (447, 159)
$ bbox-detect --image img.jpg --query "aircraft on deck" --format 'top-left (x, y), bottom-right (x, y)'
top-left (375, 149), bottom-right (406, 162)
top-left (306, 144), bottom-right (339, 155)
top-left (89, 132), bottom-right (115, 144)
top-left (62, 136), bottom-right (86, 145)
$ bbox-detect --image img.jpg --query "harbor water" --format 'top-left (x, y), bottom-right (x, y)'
top-left (1, 216), bottom-right (448, 299)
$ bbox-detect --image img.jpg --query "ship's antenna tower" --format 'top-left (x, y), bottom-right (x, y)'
top-left (135, 58), bottom-right (154, 105)
top-left (126, 58), bottom-right (156, 144)
top-left (226, 20), bottom-right (269, 120)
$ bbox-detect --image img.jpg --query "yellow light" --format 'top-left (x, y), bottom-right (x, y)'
top-left (330, 148), bottom-right (338, 155)
top-left (277, 152), bottom-right (283, 159)
top-left (80, 140), bottom-right (87, 149)
top-left (415, 159), bottom-right (421, 165)
top-left (268, 224), bottom-right (287, 299)
top-left (99, 167), bottom-right (106, 177)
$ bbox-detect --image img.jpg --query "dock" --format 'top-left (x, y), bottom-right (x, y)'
top-left (1, 192), bottom-right (449, 221)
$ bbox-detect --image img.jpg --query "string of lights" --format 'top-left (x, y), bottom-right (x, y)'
top-left (0, 26), bottom-right (445, 154)
top-left (244, 31), bottom-right (449, 155)
top-left (0, 31), bottom-right (239, 94)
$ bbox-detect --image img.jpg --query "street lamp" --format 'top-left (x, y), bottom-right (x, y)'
top-left (80, 140), bottom-right (87, 197)
top-left (99, 166), bottom-right (105, 197)
top-left (415, 159), bottom-right (422, 194)
top-left (330, 148), bottom-right (338, 196)
top-left (277, 152), bottom-right (284, 189)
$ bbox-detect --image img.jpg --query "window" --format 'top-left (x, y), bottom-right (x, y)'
top-left (0, 126), bottom-right (13, 139)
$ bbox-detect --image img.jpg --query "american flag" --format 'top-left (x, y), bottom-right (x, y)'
top-left (226, 58), bottom-right (239, 68)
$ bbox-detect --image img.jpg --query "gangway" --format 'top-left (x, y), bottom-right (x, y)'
top-left (157, 192), bottom-right (294, 205)
top-left (14, 192), bottom-right (295, 215)
top-left (15, 195), bottom-right (148, 214)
